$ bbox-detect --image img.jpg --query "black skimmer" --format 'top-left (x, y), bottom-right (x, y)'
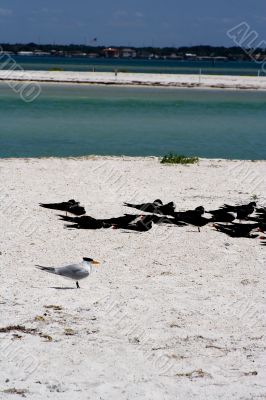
top-left (113, 215), bottom-right (154, 232)
top-left (173, 206), bottom-right (209, 231)
top-left (40, 199), bottom-right (86, 216)
top-left (63, 216), bottom-right (111, 229)
top-left (60, 214), bottom-right (140, 229)
top-left (123, 200), bottom-right (175, 216)
top-left (207, 209), bottom-right (236, 223)
top-left (220, 202), bottom-right (256, 221)
top-left (213, 222), bottom-right (259, 238)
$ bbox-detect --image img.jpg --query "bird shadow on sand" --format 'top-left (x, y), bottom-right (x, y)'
top-left (120, 230), bottom-right (144, 234)
top-left (51, 286), bottom-right (77, 290)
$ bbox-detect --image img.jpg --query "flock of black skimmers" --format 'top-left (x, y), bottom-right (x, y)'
top-left (39, 199), bottom-right (266, 243)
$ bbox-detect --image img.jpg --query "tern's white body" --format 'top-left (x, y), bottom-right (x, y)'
top-left (36, 258), bottom-right (99, 288)
top-left (50, 260), bottom-right (92, 280)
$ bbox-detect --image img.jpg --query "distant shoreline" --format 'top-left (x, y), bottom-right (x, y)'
top-left (1, 70), bottom-right (266, 90)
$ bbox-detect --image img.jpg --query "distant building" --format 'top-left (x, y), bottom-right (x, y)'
top-left (213, 56), bottom-right (228, 61)
top-left (34, 51), bottom-right (51, 56)
top-left (166, 53), bottom-right (183, 60)
top-left (103, 47), bottom-right (137, 58)
top-left (70, 52), bottom-right (87, 57)
top-left (185, 53), bottom-right (197, 60)
top-left (120, 48), bottom-right (137, 58)
top-left (87, 53), bottom-right (99, 58)
top-left (103, 48), bottom-right (120, 58)
top-left (17, 51), bottom-right (34, 56)
top-left (138, 51), bottom-right (151, 59)
top-left (148, 53), bottom-right (160, 59)
top-left (198, 56), bottom-right (213, 61)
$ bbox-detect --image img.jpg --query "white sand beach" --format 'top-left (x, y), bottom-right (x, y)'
top-left (1, 70), bottom-right (266, 90)
top-left (0, 157), bottom-right (266, 399)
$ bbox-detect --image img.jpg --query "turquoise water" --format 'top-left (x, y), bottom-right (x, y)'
top-left (0, 83), bottom-right (266, 159)
top-left (8, 56), bottom-right (266, 76)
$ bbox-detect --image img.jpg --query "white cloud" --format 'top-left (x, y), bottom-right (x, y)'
top-left (0, 8), bottom-right (12, 16)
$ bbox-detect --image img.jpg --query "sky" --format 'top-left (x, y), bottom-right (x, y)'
top-left (0, 0), bottom-right (265, 47)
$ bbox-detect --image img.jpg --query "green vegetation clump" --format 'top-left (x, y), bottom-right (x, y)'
top-left (160, 153), bottom-right (199, 164)
top-left (48, 67), bottom-right (64, 71)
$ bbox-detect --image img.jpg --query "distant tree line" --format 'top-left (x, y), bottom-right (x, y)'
top-left (1, 43), bottom-right (265, 60)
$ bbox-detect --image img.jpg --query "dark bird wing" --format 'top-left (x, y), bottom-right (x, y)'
top-left (59, 215), bottom-right (91, 223)
top-left (101, 214), bottom-right (141, 225)
top-left (68, 205), bottom-right (86, 216)
top-left (39, 202), bottom-right (69, 211)
top-left (256, 207), bottom-right (266, 215)
top-left (123, 202), bottom-right (158, 213)
top-left (65, 216), bottom-right (103, 229)
top-left (213, 222), bottom-right (259, 237)
top-left (220, 204), bottom-right (236, 212)
top-left (208, 210), bottom-right (235, 223)
top-left (123, 202), bottom-right (138, 208)
top-left (39, 200), bottom-right (83, 214)
top-left (58, 215), bottom-right (79, 222)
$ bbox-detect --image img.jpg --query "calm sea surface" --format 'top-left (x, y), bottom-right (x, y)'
top-left (5, 56), bottom-right (266, 76)
top-left (0, 83), bottom-right (265, 159)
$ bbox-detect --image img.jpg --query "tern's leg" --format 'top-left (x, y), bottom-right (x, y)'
top-left (198, 227), bottom-right (201, 232)
top-left (76, 281), bottom-right (80, 289)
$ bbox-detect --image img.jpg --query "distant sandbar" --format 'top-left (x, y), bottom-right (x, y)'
top-left (1, 70), bottom-right (266, 90)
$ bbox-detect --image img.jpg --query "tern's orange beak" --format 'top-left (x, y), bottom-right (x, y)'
top-left (92, 260), bottom-right (100, 265)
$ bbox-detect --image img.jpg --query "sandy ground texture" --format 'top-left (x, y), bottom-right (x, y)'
top-left (0, 157), bottom-right (265, 400)
top-left (1, 70), bottom-right (266, 90)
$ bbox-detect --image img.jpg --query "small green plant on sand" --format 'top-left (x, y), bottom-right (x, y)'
top-left (48, 67), bottom-right (64, 71)
top-left (160, 153), bottom-right (199, 164)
